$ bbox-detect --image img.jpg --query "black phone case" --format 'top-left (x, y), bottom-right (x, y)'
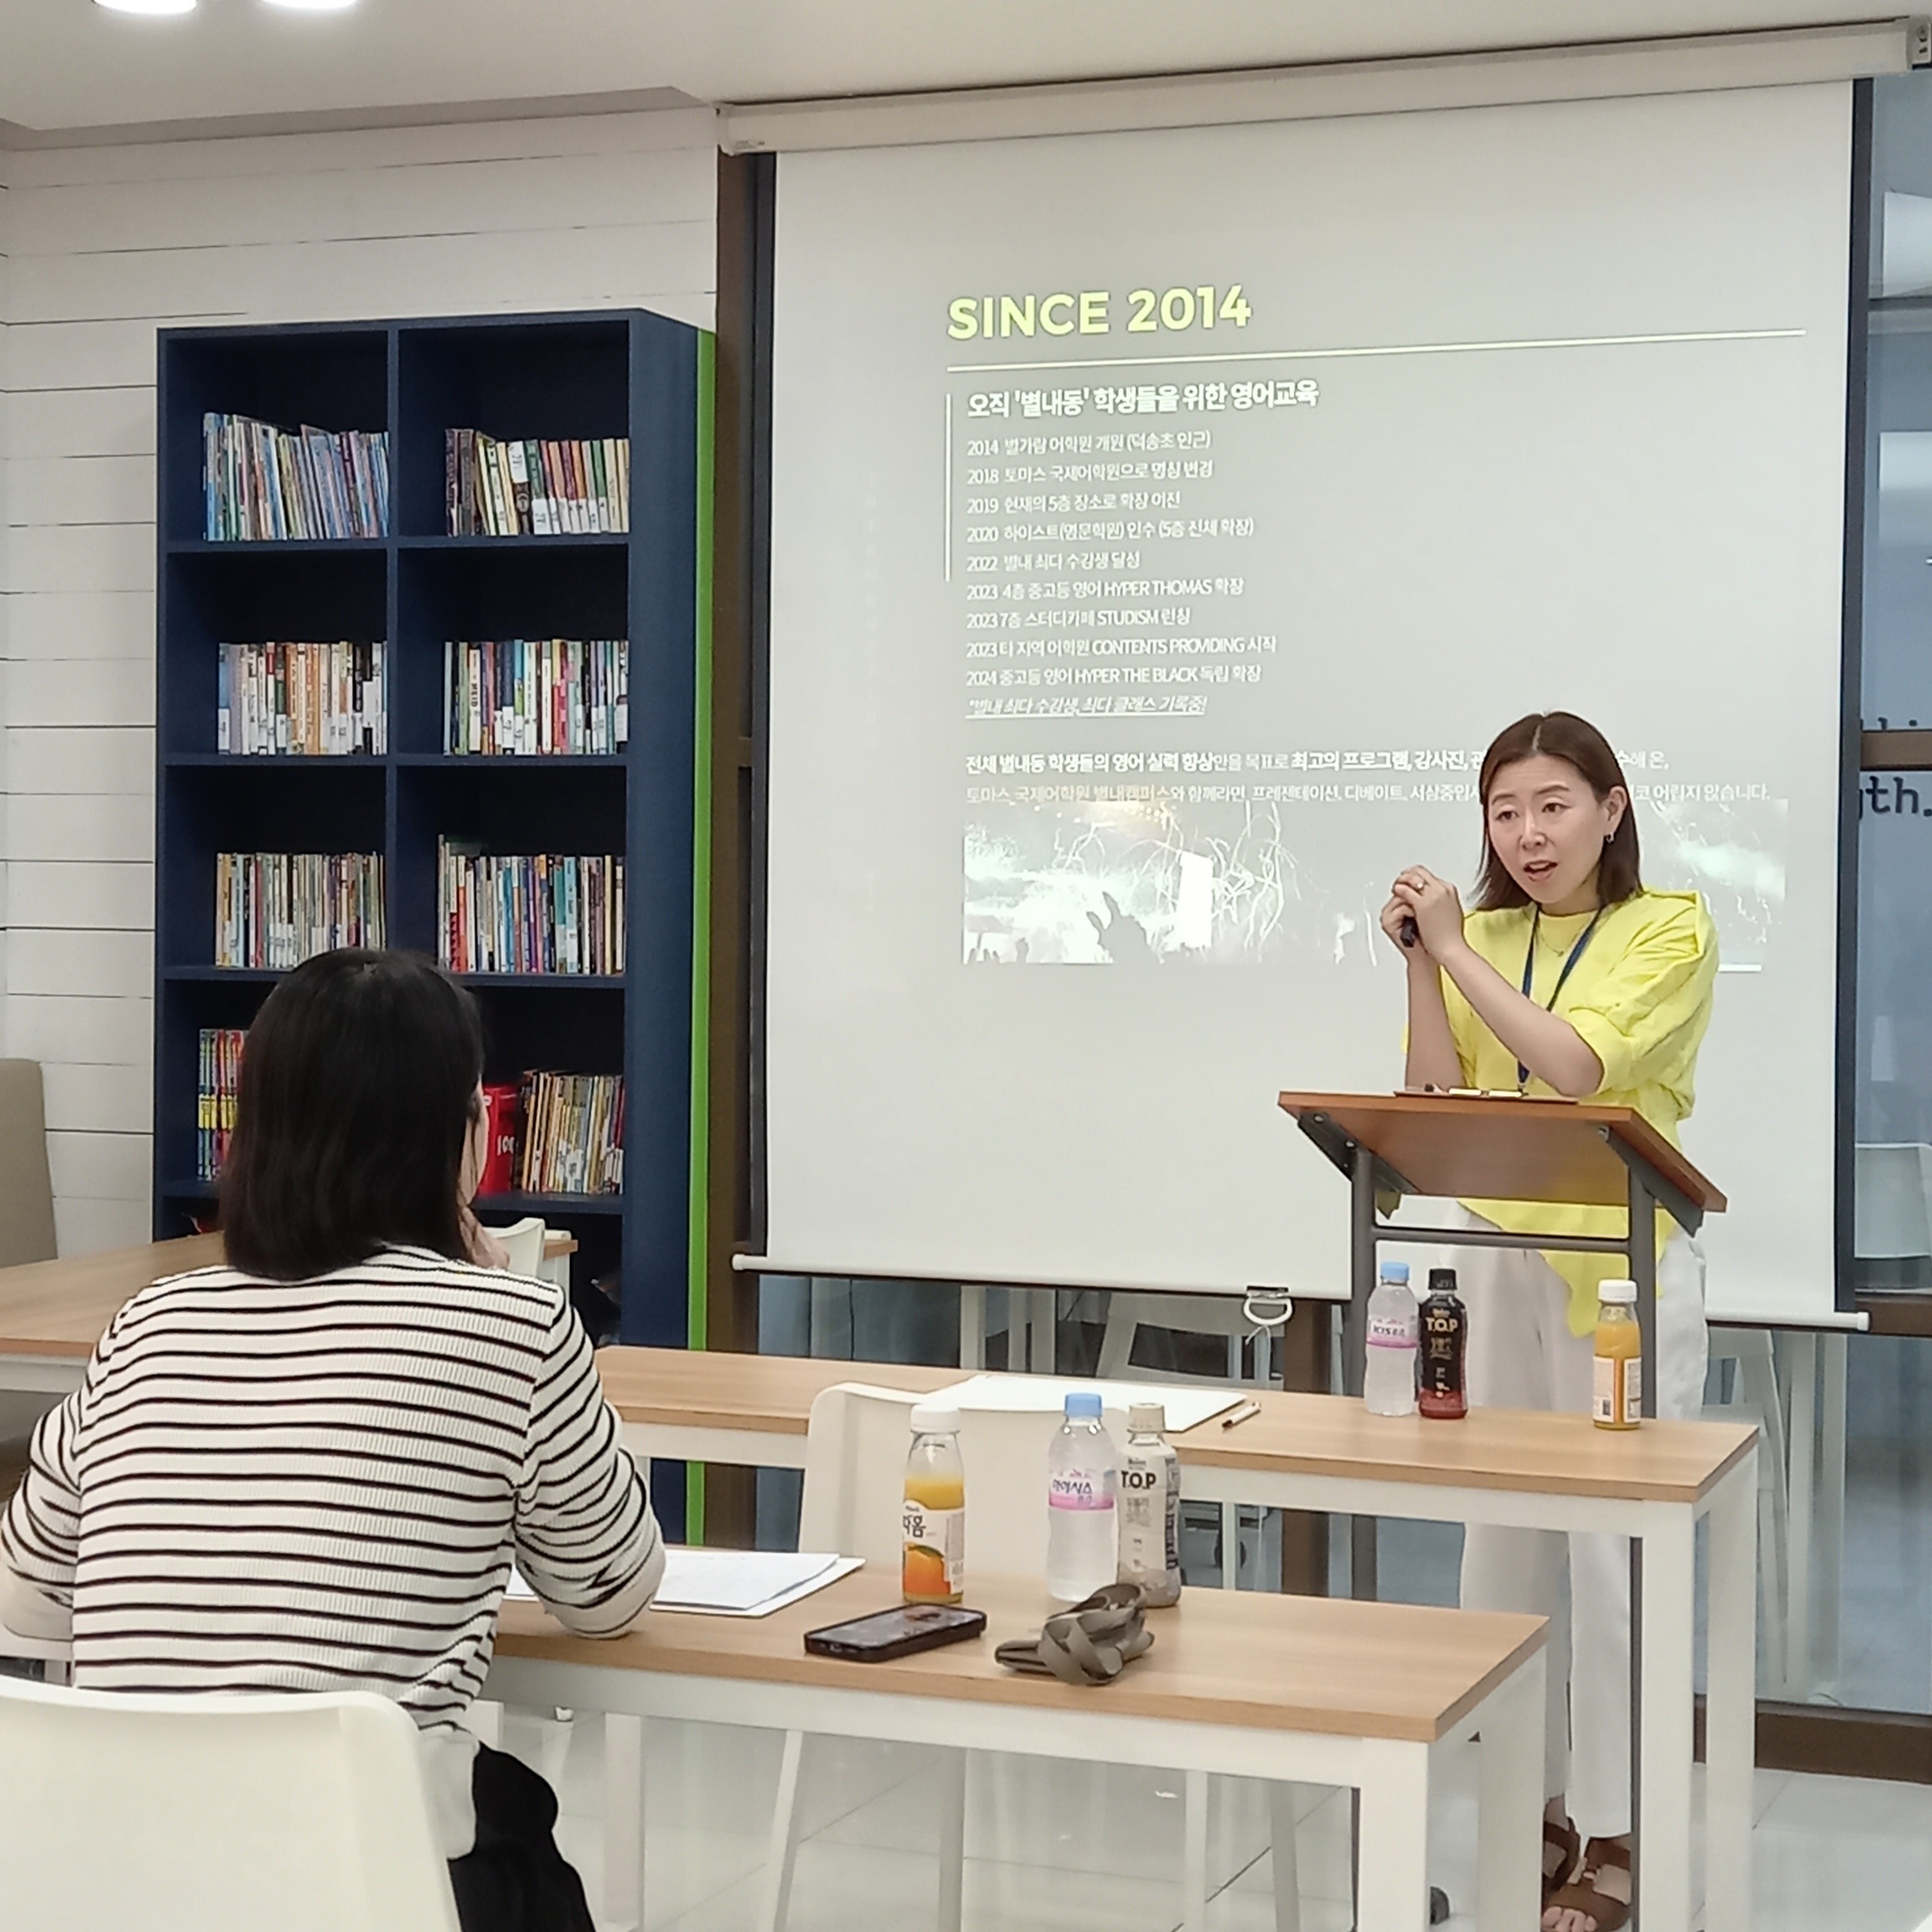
top-left (803, 1606), bottom-right (987, 1661)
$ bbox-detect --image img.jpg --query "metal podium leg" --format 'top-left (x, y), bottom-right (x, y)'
top-left (1348, 1149), bottom-right (1378, 1604)
top-left (1627, 1171), bottom-right (1659, 1421)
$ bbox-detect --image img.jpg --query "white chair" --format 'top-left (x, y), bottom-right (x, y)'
top-left (1855, 1142), bottom-right (1932, 1288)
top-left (0, 1676), bottom-right (460, 1932)
top-left (1705, 1328), bottom-right (1793, 1695)
top-left (485, 1214), bottom-right (547, 1279)
top-left (758, 1382), bottom-right (1302, 1932)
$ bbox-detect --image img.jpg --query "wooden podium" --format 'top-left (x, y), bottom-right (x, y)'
top-left (1279, 1091), bottom-right (1727, 1421)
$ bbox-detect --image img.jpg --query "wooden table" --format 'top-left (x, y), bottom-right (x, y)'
top-left (606, 1349), bottom-right (1756, 1932)
top-left (0, 1231), bottom-right (578, 1399)
top-left (488, 1570), bottom-right (1547, 1932)
top-left (0, 1251), bottom-right (1756, 1931)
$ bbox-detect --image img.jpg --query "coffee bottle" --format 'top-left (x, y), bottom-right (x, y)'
top-left (1417, 1266), bottom-right (1468, 1421)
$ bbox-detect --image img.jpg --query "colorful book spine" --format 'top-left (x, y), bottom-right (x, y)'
top-left (444, 431), bottom-right (631, 537)
top-left (196, 1027), bottom-right (247, 1181)
top-left (436, 839), bottom-right (624, 976)
top-left (214, 852), bottom-right (385, 970)
top-left (201, 413), bottom-right (389, 541)
top-left (442, 639), bottom-right (628, 755)
top-left (218, 641), bottom-right (387, 756)
top-left (515, 1070), bottom-right (624, 1196)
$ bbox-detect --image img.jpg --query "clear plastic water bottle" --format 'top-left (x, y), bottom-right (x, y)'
top-left (1363, 1259), bottom-right (1419, 1417)
top-left (1117, 1401), bottom-right (1182, 1606)
top-left (1046, 1390), bottom-right (1118, 1601)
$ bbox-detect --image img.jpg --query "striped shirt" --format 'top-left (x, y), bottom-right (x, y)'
top-left (0, 1245), bottom-right (661, 1853)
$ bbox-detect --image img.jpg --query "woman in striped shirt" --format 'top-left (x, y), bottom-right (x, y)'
top-left (0, 949), bottom-right (663, 1932)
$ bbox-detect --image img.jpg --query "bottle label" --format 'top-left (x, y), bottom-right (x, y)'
top-left (1366, 1313), bottom-right (1418, 1350)
top-left (903, 1501), bottom-right (965, 1596)
top-left (1049, 1469), bottom-right (1116, 1511)
top-left (1592, 1354), bottom-right (1641, 1426)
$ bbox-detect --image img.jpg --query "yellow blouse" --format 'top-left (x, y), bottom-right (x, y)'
top-left (1441, 889), bottom-right (1718, 1335)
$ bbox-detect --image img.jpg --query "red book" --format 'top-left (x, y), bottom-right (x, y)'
top-left (479, 1083), bottom-right (522, 1195)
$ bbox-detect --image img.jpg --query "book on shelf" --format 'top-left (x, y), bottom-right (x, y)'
top-left (444, 639), bottom-right (628, 755)
top-left (216, 852), bottom-right (385, 970)
top-left (196, 1027), bottom-right (245, 1182)
top-left (203, 412), bottom-right (389, 541)
top-left (438, 838), bottom-right (625, 976)
top-left (516, 1071), bottom-right (624, 1195)
top-left (219, 641), bottom-right (387, 756)
top-left (445, 429), bottom-right (630, 537)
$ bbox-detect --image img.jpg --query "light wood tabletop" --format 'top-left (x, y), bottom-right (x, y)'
top-left (1278, 1089), bottom-right (1727, 1215)
top-left (0, 1230), bottom-right (577, 1361)
top-left (493, 1567), bottom-right (1545, 1746)
top-left (599, 1346), bottom-right (1755, 1505)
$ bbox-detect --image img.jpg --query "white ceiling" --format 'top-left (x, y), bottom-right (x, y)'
top-left (0, 0), bottom-right (1909, 138)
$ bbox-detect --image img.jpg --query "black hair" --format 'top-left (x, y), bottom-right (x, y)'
top-left (1474, 710), bottom-right (1642, 912)
top-left (220, 949), bottom-right (485, 1280)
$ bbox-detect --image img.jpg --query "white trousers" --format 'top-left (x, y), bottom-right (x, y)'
top-left (1453, 1215), bottom-right (1708, 1838)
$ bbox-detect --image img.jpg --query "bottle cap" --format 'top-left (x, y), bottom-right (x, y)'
top-left (1598, 1279), bottom-right (1638, 1306)
top-left (1127, 1402), bottom-right (1167, 1433)
top-left (909, 1404), bottom-right (961, 1434)
top-left (1427, 1268), bottom-right (1459, 1294)
top-left (1064, 1391), bottom-right (1104, 1419)
top-left (1379, 1261), bottom-right (1411, 1286)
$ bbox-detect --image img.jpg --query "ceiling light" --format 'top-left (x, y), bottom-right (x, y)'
top-left (261, 0), bottom-right (359, 9)
top-left (94, 0), bottom-right (196, 14)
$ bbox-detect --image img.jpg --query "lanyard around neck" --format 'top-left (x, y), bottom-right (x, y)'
top-left (1517, 906), bottom-right (1603, 1089)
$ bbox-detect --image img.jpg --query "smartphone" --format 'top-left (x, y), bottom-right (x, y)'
top-left (803, 1603), bottom-right (987, 1661)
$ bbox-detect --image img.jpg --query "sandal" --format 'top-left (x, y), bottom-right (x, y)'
top-left (1545, 1835), bottom-right (1630, 1932)
top-left (1542, 1814), bottom-right (1581, 1907)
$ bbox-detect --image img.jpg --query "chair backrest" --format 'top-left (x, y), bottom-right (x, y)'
top-left (1855, 1143), bottom-right (1932, 1259)
top-left (0, 1678), bottom-right (461, 1932)
top-left (799, 1382), bottom-right (1073, 1578)
top-left (0, 1060), bottom-right (57, 1267)
top-left (486, 1215), bottom-right (547, 1279)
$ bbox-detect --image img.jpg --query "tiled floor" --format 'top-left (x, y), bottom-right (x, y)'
top-left (508, 1707), bottom-right (1932, 1932)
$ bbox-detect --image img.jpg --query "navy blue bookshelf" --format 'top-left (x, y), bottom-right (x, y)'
top-left (154, 311), bottom-right (709, 1355)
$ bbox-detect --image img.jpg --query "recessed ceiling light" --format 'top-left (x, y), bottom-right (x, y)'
top-left (94, 0), bottom-right (196, 14)
top-left (262, 0), bottom-right (359, 9)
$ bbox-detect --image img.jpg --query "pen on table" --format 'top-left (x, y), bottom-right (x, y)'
top-left (1220, 1401), bottom-right (1262, 1430)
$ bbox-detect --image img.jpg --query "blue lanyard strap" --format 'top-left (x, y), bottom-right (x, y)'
top-left (1517, 907), bottom-right (1603, 1089)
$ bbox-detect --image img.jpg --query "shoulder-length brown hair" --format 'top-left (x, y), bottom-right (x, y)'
top-left (1474, 711), bottom-right (1641, 912)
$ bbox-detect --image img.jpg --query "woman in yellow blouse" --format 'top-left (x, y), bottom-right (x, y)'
top-left (1382, 710), bottom-right (1716, 1932)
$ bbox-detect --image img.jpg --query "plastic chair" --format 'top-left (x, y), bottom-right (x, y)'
top-left (0, 1060), bottom-right (57, 1268)
top-left (756, 1382), bottom-right (1302, 1932)
top-left (1854, 1142), bottom-right (1932, 1289)
top-left (484, 1215), bottom-right (547, 1279)
top-left (0, 1676), bottom-right (460, 1931)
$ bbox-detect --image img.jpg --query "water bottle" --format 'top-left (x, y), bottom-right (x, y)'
top-left (1362, 1259), bottom-right (1420, 1417)
top-left (1046, 1390), bottom-right (1118, 1601)
top-left (1117, 1402), bottom-right (1182, 1606)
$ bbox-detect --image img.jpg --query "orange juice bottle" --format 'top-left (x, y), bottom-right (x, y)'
top-left (903, 1404), bottom-right (965, 1604)
top-left (1593, 1279), bottom-right (1641, 1430)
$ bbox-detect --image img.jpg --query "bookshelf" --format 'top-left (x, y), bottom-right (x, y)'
top-left (154, 312), bottom-right (710, 1352)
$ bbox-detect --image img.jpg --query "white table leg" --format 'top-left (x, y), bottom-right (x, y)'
top-left (959, 1284), bottom-right (987, 1372)
top-left (1034, 1288), bottom-right (1058, 1373)
top-left (1184, 1767), bottom-right (1209, 1932)
top-left (1638, 1506), bottom-right (1698, 1932)
top-left (1818, 1331), bottom-right (1847, 1694)
top-left (1475, 1649), bottom-right (1545, 1932)
top-left (602, 1711), bottom-right (644, 1932)
top-left (757, 1729), bottom-right (807, 1932)
top-left (1221, 1503), bottom-right (1241, 1590)
top-left (465, 1699), bottom-right (502, 1750)
top-left (1785, 1331), bottom-right (1817, 1698)
top-left (937, 1749), bottom-right (967, 1932)
top-left (1266, 1780), bottom-right (1302, 1932)
top-left (1703, 1453), bottom-right (1758, 1932)
top-left (1355, 1740), bottom-right (1432, 1932)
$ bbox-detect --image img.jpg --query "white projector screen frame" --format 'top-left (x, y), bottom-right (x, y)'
top-left (763, 83), bottom-right (1855, 1326)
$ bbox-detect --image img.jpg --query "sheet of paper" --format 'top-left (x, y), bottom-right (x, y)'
top-left (506, 1551), bottom-right (865, 1618)
top-left (924, 1375), bottom-right (1242, 1433)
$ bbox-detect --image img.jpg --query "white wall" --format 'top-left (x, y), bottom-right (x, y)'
top-left (0, 105), bottom-right (719, 1255)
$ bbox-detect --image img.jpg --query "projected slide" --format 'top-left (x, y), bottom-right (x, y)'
top-left (769, 84), bottom-right (1851, 1322)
